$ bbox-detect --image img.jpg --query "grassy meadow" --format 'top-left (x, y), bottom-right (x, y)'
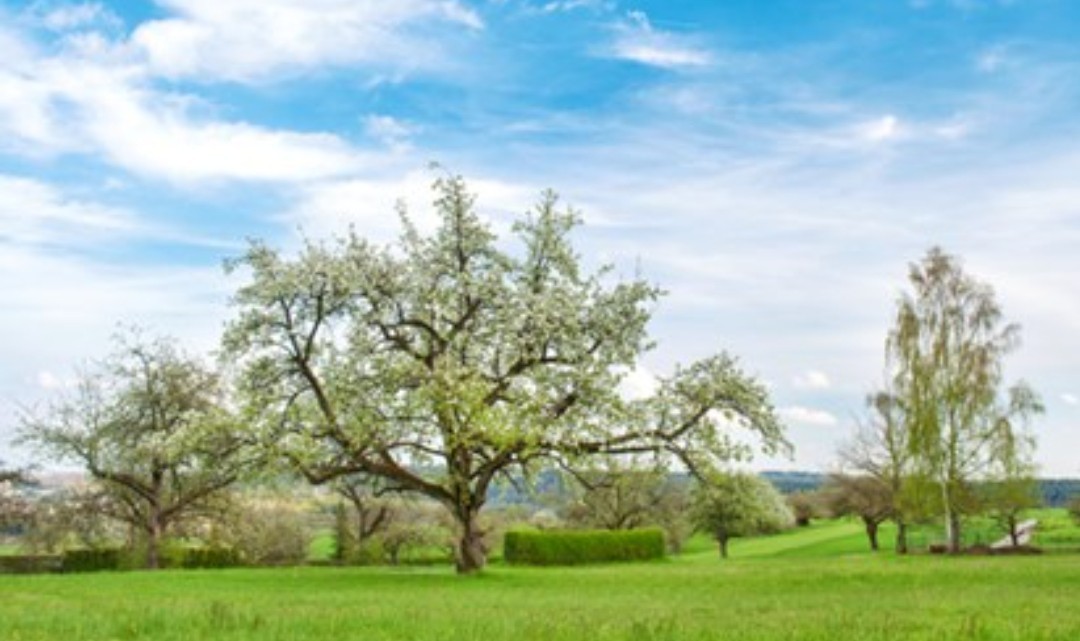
top-left (4, 516), bottom-right (1080, 640)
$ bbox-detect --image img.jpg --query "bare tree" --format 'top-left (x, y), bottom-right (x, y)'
top-left (823, 473), bottom-right (893, 551)
top-left (840, 391), bottom-right (913, 553)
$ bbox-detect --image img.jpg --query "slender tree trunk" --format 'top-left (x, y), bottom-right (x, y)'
top-left (941, 478), bottom-right (963, 553)
top-left (717, 531), bottom-right (729, 559)
top-left (947, 510), bottom-right (962, 553)
top-left (1009, 516), bottom-right (1020, 547)
top-left (864, 518), bottom-right (880, 551)
top-left (895, 519), bottom-right (909, 555)
top-left (455, 508), bottom-right (486, 574)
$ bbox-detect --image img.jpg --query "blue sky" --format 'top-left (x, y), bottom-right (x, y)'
top-left (2, 0), bottom-right (1079, 474)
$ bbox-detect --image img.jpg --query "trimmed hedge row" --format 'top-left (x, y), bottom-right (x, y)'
top-left (504, 528), bottom-right (665, 566)
top-left (62, 548), bottom-right (122, 573)
top-left (0, 554), bottom-right (63, 574)
top-left (181, 547), bottom-right (244, 569)
top-left (59, 546), bottom-right (245, 573)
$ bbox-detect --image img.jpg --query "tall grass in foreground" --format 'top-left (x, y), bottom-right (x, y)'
top-left (3, 552), bottom-right (1080, 640)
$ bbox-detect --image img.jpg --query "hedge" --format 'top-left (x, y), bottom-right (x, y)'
top-left (181, 547), bottom-right (244, 569)
top-left (61, 546), bottom-right (244, 573)
top-left (63, 548), bottom-right (122, 573)
top-left (0, 554), bottom-right (63, 574)
top-left (504, 528), bottom-right (665, 566)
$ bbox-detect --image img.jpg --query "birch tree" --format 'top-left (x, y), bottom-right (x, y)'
top-left (886, 247), bottom-right (1042, 552)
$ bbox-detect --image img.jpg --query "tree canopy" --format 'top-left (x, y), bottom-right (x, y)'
top-left (224, 175), bottom-right (788, 572)
top-left (691, 472), bottom-right (793, 559)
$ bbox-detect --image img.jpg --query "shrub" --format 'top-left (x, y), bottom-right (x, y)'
top-left (62, 548), bottom-right (122, 573)
top-left (208, 498), bottom-right (313, 566)
top-left (182, 547), bottom-right (244, 569)
top-left (1068, 495), bottom-right (1080, 526)
top-left (503, 528), bottom-right (665, 566)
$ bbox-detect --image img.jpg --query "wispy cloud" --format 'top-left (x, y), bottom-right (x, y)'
top-left (363, 114), bottom-right (418, 153)
top-left (30, 2), bottom-right (122, 33)
top-left (793, 370), bottom-right (832, 391)
top-left (0, 174), bottom-right (138, 246)
top-left (604, 11), bottom-right (712, 70)
top-left (539, 0), bottom-right (615, 13)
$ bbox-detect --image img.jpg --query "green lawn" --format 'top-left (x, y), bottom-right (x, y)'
top-left (4, 519), bottom-right (1080, 640)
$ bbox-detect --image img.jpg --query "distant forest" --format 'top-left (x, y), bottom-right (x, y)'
top-left (762, 472), bottom-right (1080, 508)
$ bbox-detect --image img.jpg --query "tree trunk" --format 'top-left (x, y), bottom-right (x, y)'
top-left (946, 509), bottom-right (962, 553)
top-left (895, 519), bottom-right (908, 555)
top-left (1009, 516), bottom-right (1020, 547)
top-left (717, 531), bottom-right (729, 560)
top-left (454, 508), bottom-right (486, 574)
top-left (146, 513), bottom-right (163, 570)
top-left (864, 518), bottom-right (880, 551)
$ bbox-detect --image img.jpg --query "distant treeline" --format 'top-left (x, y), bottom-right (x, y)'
top-left (487, 470), bottom-right (1080, 507)
top-left (763, 472), bottom-right (1080, 508)
top-left (758, 471), bottom-right (825, 495)
top-left (1039, 479), bottom-right (1080, 507)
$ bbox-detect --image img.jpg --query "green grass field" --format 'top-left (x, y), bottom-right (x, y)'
top-left (3, 517), bottom-right (1080, 640)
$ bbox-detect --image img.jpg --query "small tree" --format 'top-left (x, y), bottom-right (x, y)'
top-left (786, 490), bottom-right (823, 527)
top-left (330, 474), bottom-right (395, 561)
top-left (20, 488), bottom-right (121, 553)
top-left (1068, 496), bottom-right (1080, 526)
top-left (563, 463), bottom-right (693, 553)
top-left (823, 474), bottom-right (893, 551)
top-left (839, 391), bottom-right (914, 553)
top-left (211, 494), bottom-right (313, 566)
top-left (0, 466), bottom-right (32, 538)
top-left (982, 451), bottom-right (1040, 548)
top-left (887, 247), bottom-right (1043, 552)
top-left (18, 332), bottom-right (251, 569)
top-left (692, 473), bottom-right (793, 559)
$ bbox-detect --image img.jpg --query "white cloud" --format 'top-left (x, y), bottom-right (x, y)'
top-left (0, 46), bottom-right (371, 183)
top-left (606, 11), bottom-right (712, 70)
top-left (86, 89), bottom-right (368, 184)
top-left (1061, 393), bottom-right (1079, 406)
top-left (131, 0), bottom-right (483, 83)
top-left (778, 406), bottom-right (839, 427)
top-left (541, 0), bottom-right (614, 13)
top-left (793, 370), bottom-right (832, 391)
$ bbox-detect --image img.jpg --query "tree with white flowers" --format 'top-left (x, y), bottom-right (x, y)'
top-left (19, 333), bottom-right (250, 569)
top-left (224, 174), bottom-right (788, 573)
